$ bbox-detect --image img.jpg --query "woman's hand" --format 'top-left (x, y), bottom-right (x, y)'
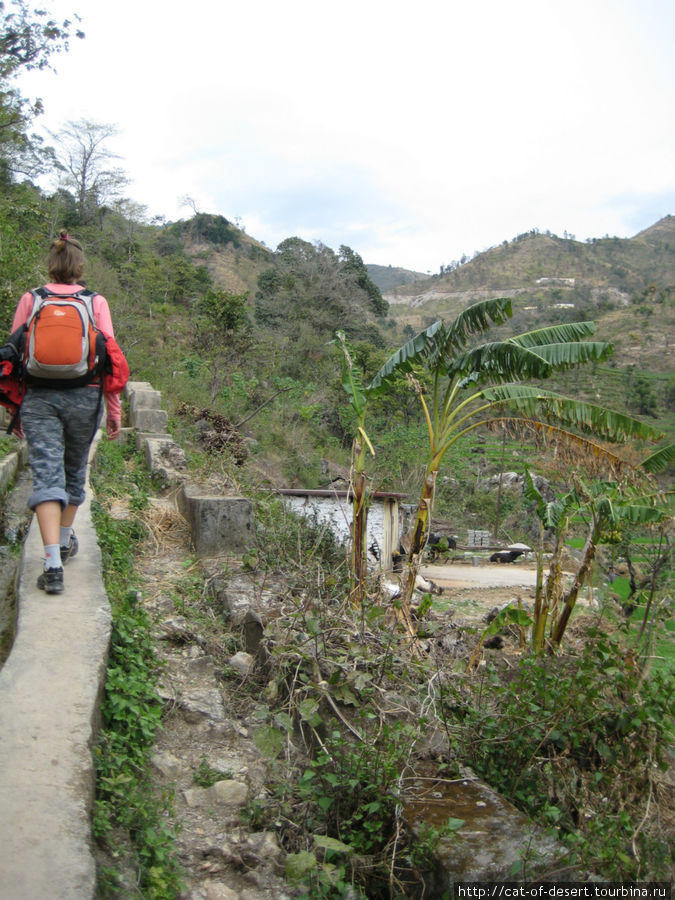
top-left (106, 415), bottom-right (121, 439)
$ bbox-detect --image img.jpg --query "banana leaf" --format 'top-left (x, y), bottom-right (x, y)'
top-left (639, 443), bottom-right (675, 474)
top-left (508, 321), bottom-right (597, 348)
top-left (478, 384), bottom-right (664, 442)
top-left (367, 319), bottom-right (444, 395)
top-left (367, 297), bottom-right (514, 395)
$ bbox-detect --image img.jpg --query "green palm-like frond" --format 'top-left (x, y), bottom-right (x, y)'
top-left (450, 339), bottom-right (612, 384)
top-left (544, 494), bottom-right (578, 530)
top-left (596, 497), bottom-right (667, 526)
top-left (367, 319), bottom-right (444, 395)
top-left (529, 341), bottom-right (613, 368)
top-left (368, 297), bottom-right (514, 395)
top-left (508, 321), bottom-right (597, 348)
top-left (479, 384), bottom-right (664, 442)
top-left (523, 468), bottom-right (577, 529)
top-left (446, 341), bottom-right (554, 383)
top-left (441, 296), bottom-right (512, 355)
top-left (639, 443), bottom-right (675, 474)
top-left (522, 467), bottom-right (547, 520)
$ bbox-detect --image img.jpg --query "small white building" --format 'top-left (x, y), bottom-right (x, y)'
top-left (535, 277), bottom-right (576, 286)
top-left (278, 488), bottom-right (406, 571)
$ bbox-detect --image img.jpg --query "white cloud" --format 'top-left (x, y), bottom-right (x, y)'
top-left (17, 0), bottom-right (675, 270)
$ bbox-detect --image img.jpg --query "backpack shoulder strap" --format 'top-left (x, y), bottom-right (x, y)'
top-left (27, 287), bottom-right (47, 323)
top-left (31, 286), bottom-right (97, 301)
top-left (74, 290), bottom-right (99, 325)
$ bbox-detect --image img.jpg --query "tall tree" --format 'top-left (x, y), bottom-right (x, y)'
top-left (0, 1), bottom-right (83, 179)
top-left (338, 244), bottom-right (388, 317)
top-left (256, 237), bottom-right (386, 345)
top-left (50, 118), bottom-right (128, 223)
top-left (194, 289), bottom-right (253, 400)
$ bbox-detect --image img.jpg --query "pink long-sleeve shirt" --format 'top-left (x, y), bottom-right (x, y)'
top-left (12, 283), bottom-right (121, 419)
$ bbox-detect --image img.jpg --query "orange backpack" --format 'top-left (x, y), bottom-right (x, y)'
top-left (24, 287), bottom-right (106, 386)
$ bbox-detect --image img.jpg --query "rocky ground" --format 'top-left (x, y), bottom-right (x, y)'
top-left (102, 494), bottom-right (590, 899)
top-left (3, 468), bottom-right (636, 899)
top-left (101, 498), bottom-right (296, 900)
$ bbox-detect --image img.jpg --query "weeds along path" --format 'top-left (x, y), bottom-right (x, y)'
top-left (93, 482), bottom-right (294, 899)
top-left (92, 437), bottom-right (675, 895)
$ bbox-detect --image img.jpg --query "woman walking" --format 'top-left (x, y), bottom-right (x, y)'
top-left (10, 230), bottom-right (122, 594)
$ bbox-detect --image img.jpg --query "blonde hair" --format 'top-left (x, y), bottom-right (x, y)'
top-left (47, 229), bottom-right (85, 283)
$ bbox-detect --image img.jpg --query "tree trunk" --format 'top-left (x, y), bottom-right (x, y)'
top-left (351, 469), bottom-right (368, 605)
top-left (493, 425), bottom-right (507, 539)
top-left (531, 523), bottom-right (547, 652)
top-left (550, 517), bottom-right (600, 647)
top-left (398, 470), bottom-right (437, 633)
top-left (534, 522), bottom-right (567, 651)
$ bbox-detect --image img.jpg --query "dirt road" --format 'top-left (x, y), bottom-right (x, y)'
top-left (421, 561), bottom-right (540, 590)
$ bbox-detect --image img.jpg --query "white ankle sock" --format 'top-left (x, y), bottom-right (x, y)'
top-left (44, 544), bottom-right (62, 570)
top-left (60, 526), bottom-right (72, 547)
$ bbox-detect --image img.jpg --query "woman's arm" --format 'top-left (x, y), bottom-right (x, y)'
top-left (93, 294), bottom-right (122, 434)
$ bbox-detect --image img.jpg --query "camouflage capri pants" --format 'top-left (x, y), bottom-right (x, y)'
top-left (21, 386), bottom-right (103, 511)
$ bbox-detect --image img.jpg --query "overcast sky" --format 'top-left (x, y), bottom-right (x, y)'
top-left (18, 0), bottom-right (675, 272)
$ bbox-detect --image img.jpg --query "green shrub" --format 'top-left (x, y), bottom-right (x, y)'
top-left (460, 630), bottom-right (673, 879)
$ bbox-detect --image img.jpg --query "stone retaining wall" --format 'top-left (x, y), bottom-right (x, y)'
top-left (126, 380), bottom-right (253, 556)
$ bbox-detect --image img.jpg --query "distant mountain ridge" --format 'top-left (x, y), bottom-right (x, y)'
top-left (360, 217), bottom-right (673, 389)
top-left (377, 216), bottom-right (674, 302)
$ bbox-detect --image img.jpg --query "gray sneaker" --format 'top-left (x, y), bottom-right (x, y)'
top-left (37, 567), bottom-right (64, 594)
top-left (61, 532), bottom-right (79, 564)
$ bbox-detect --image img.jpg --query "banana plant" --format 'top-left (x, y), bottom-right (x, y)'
top-left (523, 468), bottom-right (577, 652)
top-left (334, 332), bottom-right (375, 605)
top-left (524, 463), bottom-right (673, 651)
top-left (366, 298), bottom-right (665, 621)
top-left (548, 479), bottom-right (670, 648)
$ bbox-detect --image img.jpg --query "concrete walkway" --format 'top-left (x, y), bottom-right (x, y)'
top-left (0, 435), bottom-right (111, 899)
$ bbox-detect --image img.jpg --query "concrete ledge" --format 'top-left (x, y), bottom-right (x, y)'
top-left (178, 484), bottom-right (253, 557)
top-left (135, 431), bottom-right (172, 451)
top-left (143, 437), bottom-right (188, 487)
top-left (124, 380), bottom-right (153, 394)
top-left (125, 382), bottom-right (169, 434)
top-left (129, 389), bottom-right (162, 426)
top-left (0, 435), bottom-right (111, 899)
top-left (132, 407), bottom-right (169, 433)
top-left (0, 443), bottom-right (27, 495)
